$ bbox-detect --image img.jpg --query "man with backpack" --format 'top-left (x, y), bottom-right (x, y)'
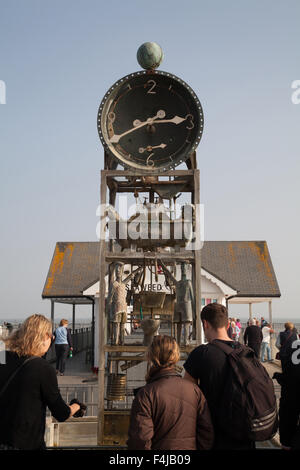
top-left (184, 303), bottom-right (278, 450)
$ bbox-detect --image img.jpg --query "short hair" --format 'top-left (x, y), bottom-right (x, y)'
top-left (201, 303), bottom-right (228, 329)
top-left (285, 322), bottom-right (294, 330)
top-left (60, 319), bottom-right (68, 326)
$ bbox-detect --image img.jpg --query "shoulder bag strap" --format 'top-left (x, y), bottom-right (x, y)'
top-left (0, 356), bottom-right (38, 399)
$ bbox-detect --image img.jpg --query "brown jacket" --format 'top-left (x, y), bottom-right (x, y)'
top-left (127, 368), bottom-right (214, 450)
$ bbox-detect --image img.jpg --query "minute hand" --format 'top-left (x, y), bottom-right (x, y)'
top-left (109, 115), bottom-right (186, 144)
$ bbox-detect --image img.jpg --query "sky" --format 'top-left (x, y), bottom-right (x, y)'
top-left (0, 0), bottom-right (299, 322)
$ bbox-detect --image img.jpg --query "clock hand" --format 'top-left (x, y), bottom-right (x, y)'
top-left (139, 143), bottom-right (167, 153)
top-left (109, 112), bottom-right (186, 144)
top-left (134, 109), bottom-right (165, 128)
top-left (109, 111), bottom-right (164, 143)
top-left (152, 116), bottom-right (186, 125)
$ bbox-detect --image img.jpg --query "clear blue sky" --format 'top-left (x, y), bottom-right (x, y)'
top-left (0, 0), bottom-right (299, 321)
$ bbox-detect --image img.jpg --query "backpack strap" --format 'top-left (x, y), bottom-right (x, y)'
top-left (210, 339), bottom-right (256, 359)
top-left (210, 339), bottom-right (240, 354)
top-left (0, 356), bottom-right (39, 399)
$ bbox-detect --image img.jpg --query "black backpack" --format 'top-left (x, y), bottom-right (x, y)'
top-left (211, 340), bottom-right (278, 442)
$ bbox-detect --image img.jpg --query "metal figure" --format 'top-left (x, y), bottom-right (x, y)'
top-left (141, 318), bottom-right (160, 346)
top-left (107, 262), bottom-right (142, 345)
top-left (160, 260), bottom-right (195, 346)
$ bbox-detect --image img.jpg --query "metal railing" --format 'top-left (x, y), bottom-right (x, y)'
top-left (46, 327), bottom-right (93, 363)
top-left (50, 383), bottom-right (98, 417)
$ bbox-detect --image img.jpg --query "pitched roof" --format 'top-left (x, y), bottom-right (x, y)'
top-left (42, 241), bottom-right (281, 299)
top-left (201, 241), bottom-right (280, 298)
top-left (42, 242), bottom-right (99, 299)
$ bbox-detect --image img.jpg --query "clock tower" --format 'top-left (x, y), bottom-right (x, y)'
top-left (96, 43), bottom-right (203, 446)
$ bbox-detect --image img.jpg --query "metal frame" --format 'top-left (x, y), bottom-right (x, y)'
top-left (97, 166), bottom-right (202, 445)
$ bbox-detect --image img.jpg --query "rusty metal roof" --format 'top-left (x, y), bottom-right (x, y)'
top-left (42, 242), bottom-right (100, 300)
top-left (42, 241), bottom-right (280, 300)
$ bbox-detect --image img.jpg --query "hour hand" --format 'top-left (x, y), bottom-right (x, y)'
top-left (139, 143), bottom-right (167, 153)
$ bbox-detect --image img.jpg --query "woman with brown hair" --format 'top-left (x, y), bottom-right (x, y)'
top-left (127, 335), bottom-right (214, 450)
top-left (0, 314), bottom-right (81, 450)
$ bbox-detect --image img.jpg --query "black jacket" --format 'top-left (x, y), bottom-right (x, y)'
top-left (279, 329), bottom-right (298, 360)
top-left (279, 359), bottom-right (300, 448)
top-left (0, 352), bottom-right (70, 450)
top-left (243, 325), bottom-right (263, 346)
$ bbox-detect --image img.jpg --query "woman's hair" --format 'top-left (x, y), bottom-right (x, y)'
top-left (285, 322), bottom-right (294, 331)
top-left (59, 319), bottom-right (69, 327)
top-left (2, 314), bottom-right (52, 357)
top-left (146, 335), bottom-right (180, 382)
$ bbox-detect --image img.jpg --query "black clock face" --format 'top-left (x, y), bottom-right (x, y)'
top-left (97, 70), bottom-right (204, 172)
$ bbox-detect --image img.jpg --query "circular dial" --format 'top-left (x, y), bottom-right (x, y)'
top-left (97, 70), bottom-right (204, 172)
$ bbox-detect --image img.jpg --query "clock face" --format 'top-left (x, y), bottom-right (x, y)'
top-left (97, 70), bottom-right (204, 172)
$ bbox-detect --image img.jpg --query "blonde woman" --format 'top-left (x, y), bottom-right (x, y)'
top-left (0, 314), bottom-right (80, 450)
top-left (127, 335), bottom-right (214, 450)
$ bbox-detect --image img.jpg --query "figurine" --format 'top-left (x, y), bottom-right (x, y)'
top-left (106, 262), bottom-right (142, 345)
top-left (160, 261), bottom-right (195, 346)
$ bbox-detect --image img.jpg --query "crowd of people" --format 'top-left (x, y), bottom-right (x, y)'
top-left (231, 316), bottom-right (299, 365)
top-left (128, 305), bottom-right (300, 451)
top-left (0, 306), bottom-right (300, 451)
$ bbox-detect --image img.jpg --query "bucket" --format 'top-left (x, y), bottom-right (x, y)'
top-left (107, 373), bottom-right (127, 401)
